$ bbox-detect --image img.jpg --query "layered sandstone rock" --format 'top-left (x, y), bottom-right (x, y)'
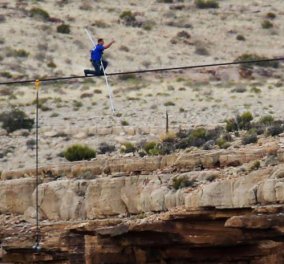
top-left (0, 140), bottom-right (284, 263)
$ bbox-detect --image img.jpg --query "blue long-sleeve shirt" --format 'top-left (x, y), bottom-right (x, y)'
top-left (91, 44), bottom-right (104, 61)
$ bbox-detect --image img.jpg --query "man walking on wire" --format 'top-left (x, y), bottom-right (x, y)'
top-left (87, 38), bottom-right (115, 76)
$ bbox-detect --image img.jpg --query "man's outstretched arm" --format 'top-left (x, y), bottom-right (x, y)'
top-left (104, 40), bottom-right (115, 49)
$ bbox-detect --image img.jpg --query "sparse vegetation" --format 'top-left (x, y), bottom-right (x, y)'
top-left (119, 11), bottom-right (137, 27)
top-left (121, 120), bottom-right (129, 126)
top-left (57, 24), bottom-right (71, 34)
top-left (236, 35), bottom-right (246, 41)
top-left (64, 144), bottom-right (96, 161)
top-left (98, 142), bottom-right (115, 154)
top-left (120, 142), bottom-right (136, 153)
top-left (172, 176), bottom-right (197, 190)
top-left (226, 112), bottom-right (253, 132)
top-left (242, 130), bottom-right (258, 145)
top-left (164, 101), bottom-right (175, 106)
top-left (0, 109), bottom-right (34, 133)
top-left (30, 7), bottom-right (50, 21)
top-left (235, 54), bottom-right (279, 69)
top-left (266, 12), bottom-right (276, 20)
top-left (195, 0), bottom-right (219, 9)
top-left (47, 61), bottom-right (57, 68)
top-left (262, 20), bottom-right (273, 29)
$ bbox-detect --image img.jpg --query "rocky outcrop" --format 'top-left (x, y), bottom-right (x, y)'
top-left (1, 140), bottom-right (284, 263)
top-left (1, 207), bottom-right (284, 263)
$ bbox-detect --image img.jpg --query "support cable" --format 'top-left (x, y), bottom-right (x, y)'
top-left (0, 57), bottom-right (283, 86)
top-left (32, 79), bottom-right (41, 253)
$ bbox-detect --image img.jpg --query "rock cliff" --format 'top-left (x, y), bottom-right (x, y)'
top-left (1, 137), bottom-right (284, 263)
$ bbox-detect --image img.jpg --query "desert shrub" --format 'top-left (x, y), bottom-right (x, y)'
top-left (1, 72), bottom-right (12, 78)
top-left (231, 85), bottom-right (246, 93)
top-left (73, 100), bottom-right (83, 108)
top-left (262, 20), bottom-right (273, 29)
top-left (94, 89), bottom-right (102, 94)
top-left (118, 73), bottom-right (137, 81)
top-left (47, 61), bottom-right (57, 68)
top-left (26, 138), bottom-right (36, 150)
top-left (142, 20), bottom-right (156, 31)
top-left (226, 111), bottom-right (253, 132)
top-left (192, 127), bottom-right (223, 146)
top-left (177, 30), bottom-right (191, 39)
top-left (172, 176), bottom-right (197, 190)
top-left (161, 132), bottom-right (176, 143)
top-left (120, 142), bottom-right (136, 153)
top-left (250, 87), bottom-right (261, 93)
top-left (98, 142), bottom-right (115, 154)
top-left (30, 7), bottom-right (50, 21)
top-left (120, 45), bottom-right (130, 52)
top-left (188, 128), bottom-right (210, 147)
top-left (64, 144), bottom-right (96, 161)
top-left (80, 93), bottom-right (93, 99)
top-left (266, 12), bottom-right (276, 19)
top-left (57, 24), bottom-right (70, 34)
top-left (249, 160), bottom-right (261, 171)
top-left (242, 130), bottom-right (258, 145)
top-left (195, 0), bottom-right (219, 9)
top-left (0, 15), bottom-right (6, 23)
top-left (157, 0), bottom-right (173, 3)
top-left (235, 54), bottom-right (279, 69)
top-left (164, 101), bottom-right (175, 106)
top-left (6, 48), bottom-right (29, 58)
top-left (258, 115), bottom-right (274, 126)
top-left (266, 122), bottom-right (284, 136)
top-left (92, 20), bottom-right (109, 28)
top-left (143, 141), bottom-right (160, 155)
top-left (0, 109), bottom-right (34, 133)
top-left (216, 138), bottom-right (230, 149)
top-left (236, 35), bottom-right (246, 41)
top-left (121, 120), bottom-right (129, 126)
top-left (119, 11), bottom-right (137, 26)
top-left (195, 46), bottom-right (209, 56)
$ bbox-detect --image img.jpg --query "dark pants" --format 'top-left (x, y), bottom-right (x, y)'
top-left (91, 60), bottom-right (108, 76)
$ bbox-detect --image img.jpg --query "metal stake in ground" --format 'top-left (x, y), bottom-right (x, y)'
top-left (33, 79), bottom-right (41, 253)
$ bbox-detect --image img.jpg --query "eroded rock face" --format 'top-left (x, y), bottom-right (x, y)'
top-left (1, 208), bottom-right (284, 263)
top-left (0, 178), bottom-right (35, 214)
top-left (1, 141), bottom-right (284, 263)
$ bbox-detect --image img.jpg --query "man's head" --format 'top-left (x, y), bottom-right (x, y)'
top-left (98, 38), bottom-right (104, 45)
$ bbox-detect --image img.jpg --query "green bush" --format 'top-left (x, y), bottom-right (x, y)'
top-left (172, 177), bottom-right (197, 190)
top-left (121, 120), bottom-right (129, 126)
top-left (266, 12), bottom-right (276, 19)
top-left (258, 115), bottom-right (274, 126)
top-left (195, 0), bottom-right (219, 9)
top-left (235, 54), bottom-right (279, 69)
top-left (226, 112), bottom-right (253, 132)
top-left (262, 20), bottom-right (273, 29)
top-left (57, 24), bottom-right (71, 34)
top-left (266, 123), bottom-right (284, 136)
top-left (143, 141), bottom-right (162, 155)
top-left (0, 109), bottom-right (34, 133)
top-left (119, 11), bottom-right (137, 26)
top-left (164, 101), bottom-right (175, 106)
top-left (236, 35), bottom-right (246, 41)
top-left (30, 7), bottom-right (50, 21)
top-left (120, 142), bottom-right (136, 153)
top-left (187, 127), bottom-right (222, 148)
top-left (157, 0), bottom-right (173, 3)
top-left (64, 144), bottom-right (96, 161)
top-left (216, 138), bottom-right (230, 149)
top-left (242, 130), bottom-right (258, 145)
